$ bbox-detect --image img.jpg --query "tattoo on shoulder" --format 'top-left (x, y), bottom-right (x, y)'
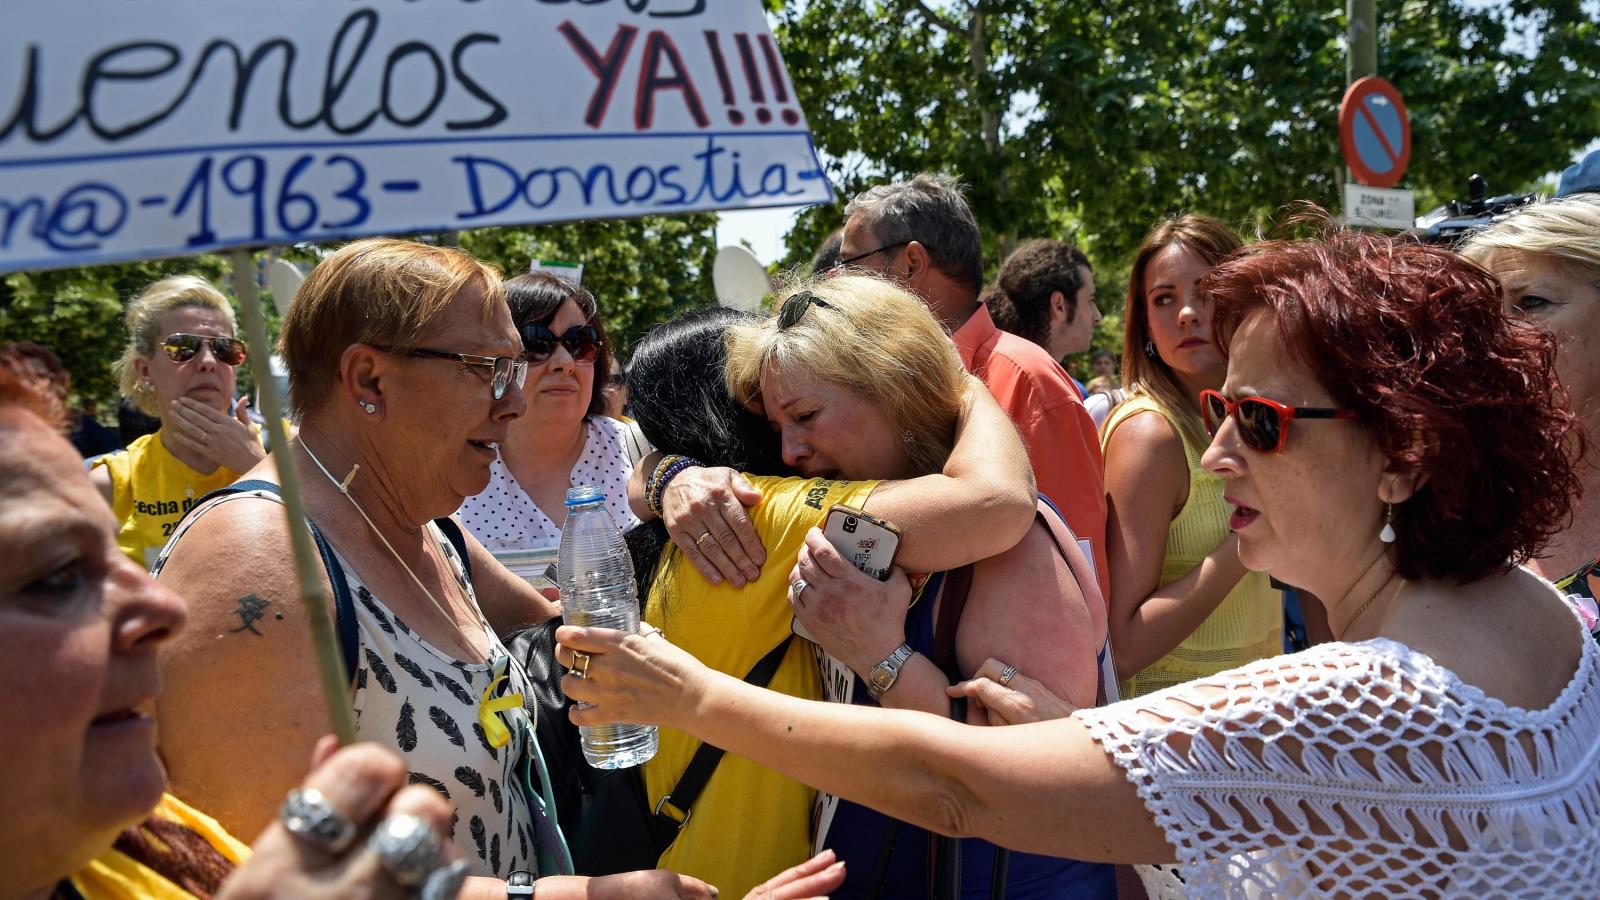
top-left (230, 594), bottom-right (274, 636)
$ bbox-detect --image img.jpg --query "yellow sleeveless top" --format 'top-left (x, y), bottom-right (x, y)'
top-left (92, 429), bottom-right (256, 569)
top-left (644, 476), bottom-right (878, 898)
top-left (68, 793), bottom-right (250, 899)
top-left (1102, 394), bottom-right (1281, 697)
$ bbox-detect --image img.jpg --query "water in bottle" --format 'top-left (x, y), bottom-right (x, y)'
top-left (557, 484), bottom-right (659, 769)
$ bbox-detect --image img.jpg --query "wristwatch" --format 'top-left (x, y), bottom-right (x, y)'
top-left (507, 871), bottom-right (536, 898)
top-left (867, 643), bottom-right (916, 701)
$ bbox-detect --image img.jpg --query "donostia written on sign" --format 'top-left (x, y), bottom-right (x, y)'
top-left (0, 0), bottom-right (832, 273)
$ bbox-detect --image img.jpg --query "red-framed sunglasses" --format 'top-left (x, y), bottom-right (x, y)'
top-left (1200, 388), bottom-right (1358, 453)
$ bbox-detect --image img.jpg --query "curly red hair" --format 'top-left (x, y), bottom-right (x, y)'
top-left (1205, 221), bottom-right (1580, 584)
top-left (0, 364), bottom-right (65, 432)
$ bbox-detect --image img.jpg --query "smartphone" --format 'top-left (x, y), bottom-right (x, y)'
top-left (793, 505), bottom-right (901, 642)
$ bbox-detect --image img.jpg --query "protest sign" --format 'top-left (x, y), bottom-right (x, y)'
top-left (0, 0), bottom-right (832, 273)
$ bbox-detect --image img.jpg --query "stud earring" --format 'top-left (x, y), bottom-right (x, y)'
top-left (1144, 340), bottom-right (1157, 359)
top-left (903, 429), bottom-right (914, 443)
top-left (1379, 503), bottom-right (1396, 543)
top-left (362, 401), bottom-right (378, 415)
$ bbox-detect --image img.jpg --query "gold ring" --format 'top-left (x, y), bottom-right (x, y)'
top-left (695, 531), bottom-right (715, 547)
top-left (570, 651), bottom-right (591, 679)
top-left (200, 431), bottom-right (209, 445)
top-left (999, 664), bottom-right (1019, 686)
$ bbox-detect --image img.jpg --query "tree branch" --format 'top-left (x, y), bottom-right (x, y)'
top-left (907, 0), bottom-right (967, 38)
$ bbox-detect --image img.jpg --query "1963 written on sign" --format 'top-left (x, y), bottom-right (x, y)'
top-left (0, 0), bottom-right (832, 274)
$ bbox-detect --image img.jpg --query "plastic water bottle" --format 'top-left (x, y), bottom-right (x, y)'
top-left (557, 484), bottom-right (658, 769)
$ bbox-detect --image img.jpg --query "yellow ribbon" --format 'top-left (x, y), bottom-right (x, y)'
top-left (478, 673), bottom-right (524, 749)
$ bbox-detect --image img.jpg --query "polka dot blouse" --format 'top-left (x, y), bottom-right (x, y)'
top-left (458, 416), bottom-right (643, 552)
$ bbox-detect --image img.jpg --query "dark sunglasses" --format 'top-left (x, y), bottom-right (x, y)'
top-left (521, 323), bottom-right (601, 365)
top-left (831, 240), bottom-right (911, 270)
top-left (1200, 389), bottom-right (1358, 454)
top-left (777, 291), bottom-right (833, 330)
top-left (162, 333), bottom-right (247, 366)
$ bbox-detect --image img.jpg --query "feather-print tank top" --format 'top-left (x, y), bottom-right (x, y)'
top-left (156, 490), bottom-right (541, 879)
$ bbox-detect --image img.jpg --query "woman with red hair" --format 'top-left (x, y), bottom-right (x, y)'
top-left (553, 224), bottom-right (1600, 897)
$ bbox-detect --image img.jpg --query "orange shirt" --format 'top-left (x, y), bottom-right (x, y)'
top-left (953, 304), bottom-right (1110, 600)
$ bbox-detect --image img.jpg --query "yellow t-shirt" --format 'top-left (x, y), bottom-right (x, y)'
top-left (1103, 395), bottom-right (1281, 698)
top-left (92, 429), bottom-right (257, 569)
top-left (644, 476), bottom-right (878, 897)
top-left (68, 793), bottom-right (250, 899)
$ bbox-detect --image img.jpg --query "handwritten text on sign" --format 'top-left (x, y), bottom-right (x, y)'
top-left (0, 1), bottom-right (832, 273)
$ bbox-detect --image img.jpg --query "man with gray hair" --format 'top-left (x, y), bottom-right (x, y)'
top-left (838, 174), bottom-right (1109, 598)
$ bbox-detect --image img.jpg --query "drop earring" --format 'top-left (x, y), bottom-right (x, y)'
top-left (362, 401), bottom-right (378, 415)
top-left (1379, 503), bottom-right (1396, 543)
top-left (1144, 340), bottom-right (1157, 359)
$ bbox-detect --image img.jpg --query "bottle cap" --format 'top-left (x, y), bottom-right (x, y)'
top-left (564, 484), bottom-right (605, 507)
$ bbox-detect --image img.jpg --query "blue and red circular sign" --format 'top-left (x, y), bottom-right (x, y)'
top-left (1339, 76), bottom-right (1411, 188)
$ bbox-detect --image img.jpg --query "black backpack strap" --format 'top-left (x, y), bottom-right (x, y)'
top-left (187, 480), bottom-right (360, 683)
top-left (650, 635), bottom-right (794, 833)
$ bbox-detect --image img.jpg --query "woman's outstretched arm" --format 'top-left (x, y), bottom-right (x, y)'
top-left (555, 624), bottom-right (1173, 864)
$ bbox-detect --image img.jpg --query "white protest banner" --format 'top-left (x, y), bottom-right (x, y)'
top-left (0, 0), bottom-right (832, 274)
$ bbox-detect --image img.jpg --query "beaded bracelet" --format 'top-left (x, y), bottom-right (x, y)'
top-left (646, 454), bottom-right (703, 517)
top-left (651, 456), bottom-right (702, 516)
top-left (644, 453), bottom-right (683, 516)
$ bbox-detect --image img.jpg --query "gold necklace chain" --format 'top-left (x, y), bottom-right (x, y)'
top-left (301, 440), bottom-right (491, 658)
top-left (1341, 576), bottom-right (1406, 640)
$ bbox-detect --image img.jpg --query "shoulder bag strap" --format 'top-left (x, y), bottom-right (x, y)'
top-left (648, 635), bottom-right (794, 834)
top-left (929, 565), bottom-right (978, 900)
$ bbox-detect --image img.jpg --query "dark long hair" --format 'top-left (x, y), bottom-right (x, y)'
top-left (623, 307), bottom-right (787, 596)
top-left (505, 273), bottom-right (613, 418)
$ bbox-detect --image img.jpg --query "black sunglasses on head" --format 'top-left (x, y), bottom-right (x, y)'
top-left (521, 323), bottom-right (601, 365)
top-left (777, 291), bottom-right (834, 330)
top-left (162, 333), bottom-right (246, 366)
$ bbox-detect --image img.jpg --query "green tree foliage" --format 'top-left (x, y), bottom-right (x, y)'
top-left (774, 0), bottom-right (1600, 274)
top-left (0, 213), bottom-right (716, 411)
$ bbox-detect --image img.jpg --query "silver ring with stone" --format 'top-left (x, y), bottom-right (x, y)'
top-left (368, 813), bottom-right (446, 887)
top-left (420, 858), bottom-right (471, 900)
top-left (999, 664), bottom-right (1019, 687)
top-left (279, 787), bottom-right (357, 854)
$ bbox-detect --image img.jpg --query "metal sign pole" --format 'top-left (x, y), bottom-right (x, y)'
top-left (1345, 0), bottom-right (1377, 195)
top-left (230, 248), bottom-right (358, 745)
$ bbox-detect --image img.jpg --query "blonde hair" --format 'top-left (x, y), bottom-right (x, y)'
top-left (724, 273), bottom-right (966, 477)
top-left (1459, 194), bottom-right (1600, 285)
top-left (116, 275), bottom-right (237, 416)
top-left (1121, 214), bottom-right (1243, 449)
top-left (279, 238), bottom-right (503, 419)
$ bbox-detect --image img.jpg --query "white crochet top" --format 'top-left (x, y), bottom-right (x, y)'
top-left (1075, 613), bottom-right (1600, 898)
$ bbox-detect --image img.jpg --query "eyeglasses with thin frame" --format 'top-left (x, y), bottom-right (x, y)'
top-left (831, 240), bottom-right (911, 271)
top-left (1200, 389), bottom-right (1358, 454)
top-left (162, 333), bottom-right (247, 366)
top-left (371, 345), bottom-right (527, 400)
top-left (777, 291), bottom-right (834, 330)
top-left (520, 323), bottom-right (602, 366)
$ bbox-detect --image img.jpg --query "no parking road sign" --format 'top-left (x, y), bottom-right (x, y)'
top-left (1340, 76), bottom-right (1411, 188)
